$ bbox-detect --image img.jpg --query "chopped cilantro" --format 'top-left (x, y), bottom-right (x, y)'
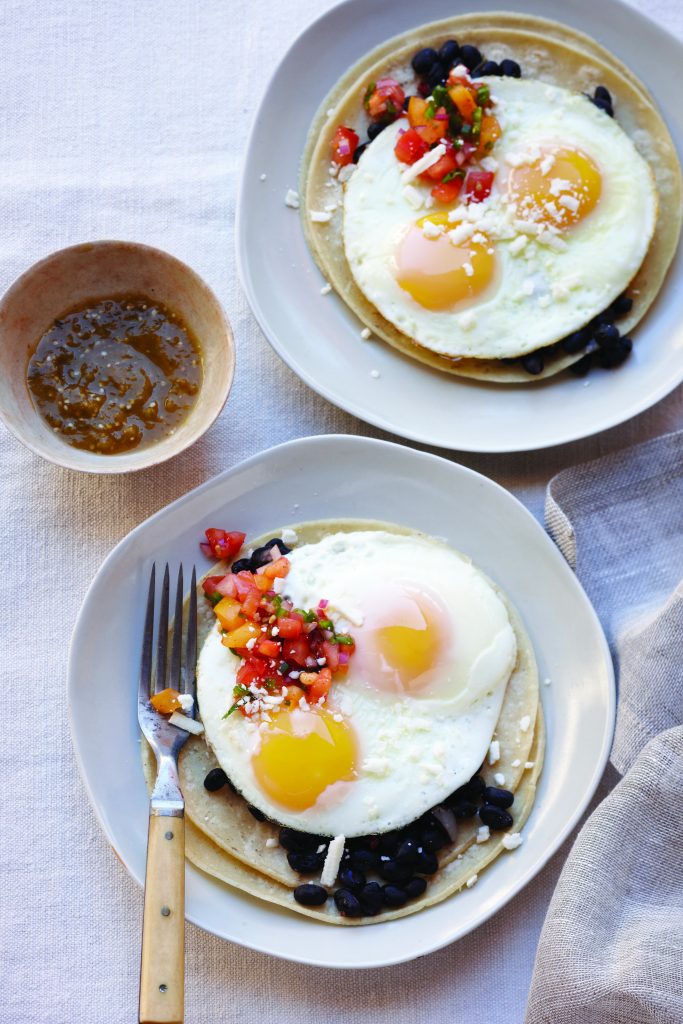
top-left (442, 169), bottom-right (465, 183)
top-left (223, 684), bottom-right (250, 718)
top-left (334, 634), bottom-right (354, 646)
top-left (476, 85), bottom-right (490, 106)
top-left (425, 100), bottom-right (436, 120)
top-left (318, 618), bottom-right (334, 630)
top-left (209, 592), bottom-right (223, 606)
top-left (363, 82), bottom-right (376, 109)
top-left (386, 100), bottom-right (396, 117)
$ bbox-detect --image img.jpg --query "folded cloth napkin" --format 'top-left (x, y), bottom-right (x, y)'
top-left (526, 430), bottom-right (683, 1024)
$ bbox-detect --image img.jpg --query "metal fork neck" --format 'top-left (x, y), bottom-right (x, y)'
top-left (150, 754), bottom-right (184, 817)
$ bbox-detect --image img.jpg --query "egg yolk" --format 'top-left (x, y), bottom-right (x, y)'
top-left (508, 147), bottom-right (601, 229)
top-left (366, 588), bottom-right (447, 694)
top-left (251, 707), bottom-right (356, 811)
top-left (395, 213), bottom-right (497, 311)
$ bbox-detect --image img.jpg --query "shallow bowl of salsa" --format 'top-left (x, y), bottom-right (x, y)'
top-left (0, 240), bottom-right (235, 473)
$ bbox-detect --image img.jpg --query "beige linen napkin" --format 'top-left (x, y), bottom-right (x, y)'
top-left (526, 431), bottom-right (683, 1024)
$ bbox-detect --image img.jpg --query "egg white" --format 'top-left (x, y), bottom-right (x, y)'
top-left (198, 530), bottom-right (517, 837)
top-left (343, 77), bottom-right (657, 359)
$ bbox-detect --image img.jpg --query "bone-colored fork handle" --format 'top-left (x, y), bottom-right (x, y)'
top-left (139, 813), bottom-right (185, 1023)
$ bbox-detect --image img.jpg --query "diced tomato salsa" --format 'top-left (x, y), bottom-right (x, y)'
top-left (200, 536), bottom-right (356, 719)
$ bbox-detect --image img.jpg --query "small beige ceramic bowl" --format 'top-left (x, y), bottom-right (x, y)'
top-left (0, 241), bottom-right (235, 473)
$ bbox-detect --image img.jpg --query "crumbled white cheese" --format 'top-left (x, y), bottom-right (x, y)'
top-left (494, 772), bottom-right (506, 786)
top-left (320, 283), bottom-right (332, 296)
top-left (320, 835), bottom-right (346, 888)
top-left (525, 761), bottom-right (535, 770)
top-left (559, 193), bottom-right (580, 213)
top-left (370, 369), bottom-right (380, 379)
top-left (488, 740), bottom-right (500, 765)
top-left (502, 832), bottom-right (523, 851)
top-left (338, 164), bottom-right (356, 183)
top-left (543, 677), bottom-right (552, 687)
top-left (511, 759), bottom-right (521, 768)
top-left (539, 153), bottom-right (555, 175)
top-left (549, 177), bottom-right (572, 196)
top-left (508, 235), bottom-right (528, 256)
top-left (265, 837), bottom-right (278, 848)
top-left (422, 220), bottom-right (443, 240)
top-left (402, 184), bottom-right (424, 210)
top-left (360, 327), bottom-right (372, 339)
top-left (259, 173), bottom-right (267, 181)
top-left (476, 825), bottom-right (490, 844)
top-left (447, 220), bottom-right (476, 243)
top-left (480, 156), bottom-right (498, 173)
top-left (178, 693), bottom-right (194, 713)
top-left (245, 637), bottom-right (257, 651)
top-left (466, 874), bottom-right (478, 888)
top-left (519, 715), bottom-right (531, 733)
top-left (463, 262), bottom-right (474, 278)
top-left (401, 143), bottom-right (447, 184)
top-left (168, 712), bottom-right (204, 735)
top-left (272, 577), bottom-right (285, 594)
top-left (309, 210), bottom-right (333, 223)
top-left (285, 188), bottom-right (300, 208)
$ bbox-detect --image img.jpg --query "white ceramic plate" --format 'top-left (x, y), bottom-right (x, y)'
top-left (237, 0), bottom-right (683, 453)
top-left (69, 435), bottom-right (614, 967)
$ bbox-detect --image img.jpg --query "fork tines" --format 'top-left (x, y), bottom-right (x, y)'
top-left (139, 564), bottom-right (197, 713)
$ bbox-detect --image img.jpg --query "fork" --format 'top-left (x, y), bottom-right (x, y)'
top-left (138, 563), bottom-right (197, 1024)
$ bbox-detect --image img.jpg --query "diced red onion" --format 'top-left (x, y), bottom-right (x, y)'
top-left (318, 599), bottom-right (329, 610)
top-left (338, 651), bottom-right (350, 665)
top-left (432, 805), bottom-right (458, 842)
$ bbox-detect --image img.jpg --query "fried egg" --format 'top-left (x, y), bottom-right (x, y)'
top-left (198, 530), bottom-right (517, 836)
top-left (343, 77), bottom-right (657, 359)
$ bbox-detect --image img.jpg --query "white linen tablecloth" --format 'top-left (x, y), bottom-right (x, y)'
top-left (0, 2), bottom-right (681, 1022)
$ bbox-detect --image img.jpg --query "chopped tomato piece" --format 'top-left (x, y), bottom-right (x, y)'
top-left (214, 596), bottom-right (243, 631)
top-left (478, 114), bottom-right (501, 154)
top-left (417, 118), bottom-right (448, 147)
top-left (365, 77), bottom-right (405, 121)
top-left (330, 125), bottom-right (359, 166)
top-left (277, 617), bottom-right (303, 639)
top-left (223, 622), bottom-right (259, 649)
top-left (448, 84), bottom-right (477, 121)
top-left (322, 640), bottom-right (339, 671)
top-left (282, 637), bottom-right (311, 666)
top-left (203, 529), bottom-right (246, 561)
top-left (236, 657), bottom-right (269, 686)
top-left (252, 573), bottom-right (271, 593)
top-left (262, 556), bottom-right (290, 580)
top-left (202, 575), bottom-right (226, 597)
top-left (431, 176), bottom-right (464, 204)
top-left (240, 589), bottom-right (262, 620)
top-left (257, 638), bottom-right (281, 659)
top-left (421, 148), bottom-right (458, 181)
top-left (464, 169), bottom-right (494, 203)
top-left (150, 688), bottom-right (182, 714)
top-left (306, 668), bottom-right (332, 704)
top-left (214, 575), bottom-right (238, 598)
top-left (394, 127), bottom-right (430, 165)
top-left (232, 572), bottom-right (257, 600)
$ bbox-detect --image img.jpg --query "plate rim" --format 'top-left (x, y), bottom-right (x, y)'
top-left (235, 0), bottom-right (683, 454)
top-left (68, 433), bottom-right (616, 967)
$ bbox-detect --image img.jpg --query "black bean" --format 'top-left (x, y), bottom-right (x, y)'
top-left (463, 774), bottom-right (486, 799)
top-left (359, 881), bottom-right (384, 916)
top-left (383, 884), bottom-right (409, 908)
top-left (595, 85), bottom-right (612, 104)
top-left (278, 828), bottom-right (323, 853)
top-left (366, 120), bottom-right (387, 142)
top-left (334, 888), bottom-right (363, 917)
top-left (420, 820), bottom-right (449, 852)
top-left (595, 322), bottom-right (620, 346)
top-left (250, 538), bottom-right (291, 569)
top-left (402, 94), bottom-right (411, 111)
top-left (287, 850), bottom-right (324, 874)
top-left (561, 330), bottom-right (587, 355)
top-left (412, 47), bottom-right (438, 75)
top-left (352, 143), bottom-right (367, 164)
top-left (349, 848), bottom-right (378, 872)
top-left (427, 60), bottom-right (449, 88)
top-left (247, 805), bottom-right (266, 822)
top-left (378, 858), bottom-right (413, 884)
top-left (338, 866), bottom-right (366, 892)
top-left (396, 838), bottom-right (419, 867)
top-left (449, 798), bottom-right (478, 819)
top-left (570, 353), bottom-right (594, 377)
top-left (609, 292), bottom-right (633, 318)
top-left (479, 803), bottom-right (513, 830)
top-left (230, 557), bottom-right (252, 574)
top-left (415, 849), bottom-right (439, 874)
top-left (499, 58), bottom-right (522, 78)
top-left (438, 39), bottom-right (460, 66)
top-left (405, 876), bottom-right (428, 900)
top-left (459, 44), bottom-right (482, 71)
top-left (473, 60), bottom-right (501, 77)
top-left (592, 96), bottom-right (614, 117)
top-left (378, 831), bottom-right (400, 855)
top-left (521, 352), bottom-right (544, 375)
top-left (203, 767), bottom-right (228, 792)
top-left (294, 883), bottom-right (328, 907)
top-left (597, 335), bottom-right (632, 368)
top-left (483, 786), bottom-right (514, 809)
